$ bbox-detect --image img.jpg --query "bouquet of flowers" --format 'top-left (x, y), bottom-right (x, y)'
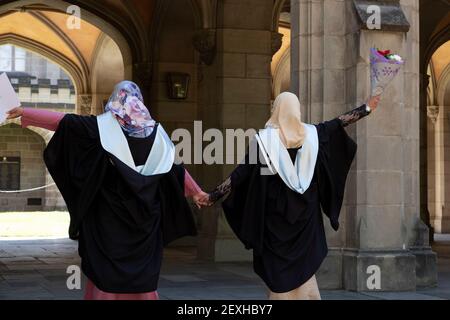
top-left (370, 48), bottom-right (404, 96)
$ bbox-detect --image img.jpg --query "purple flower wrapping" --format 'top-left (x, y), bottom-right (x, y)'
top-left (370, 48), bottom-right (404, 96)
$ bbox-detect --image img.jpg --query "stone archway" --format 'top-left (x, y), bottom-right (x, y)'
top-left (0, 0), bottom-right (135, 69)
top-left (90, 34), bottom-right (126, 115)
top-left (419, 2), bottom-right (450, 235)
top-left (0, 34), bottom-right (86, 94)
top-left (0, 0), bottom-right (139, 115)
top-left (426, 41), bottom-right (450, 235)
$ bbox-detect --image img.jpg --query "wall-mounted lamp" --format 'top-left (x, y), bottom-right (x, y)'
top-left (167, 73), bottom-right (190, 100)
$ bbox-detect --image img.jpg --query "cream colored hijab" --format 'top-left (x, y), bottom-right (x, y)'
top-left (266, 92), bottom-right (306, 148)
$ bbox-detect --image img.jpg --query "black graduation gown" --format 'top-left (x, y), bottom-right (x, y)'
top-left (222, 119), bottom-right (357, 293)
top-left (43, 114), bottom-right (196, 293)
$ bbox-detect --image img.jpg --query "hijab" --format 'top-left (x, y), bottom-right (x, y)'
top-left (105, 81), bottom-right (156, 138)
top-left (266, 92), bottom-right (306, 148)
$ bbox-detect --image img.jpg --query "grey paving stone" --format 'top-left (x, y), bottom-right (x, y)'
top-left (161, 275), bottom-right (208, 282)
top-left (360, 291), bottom-right (444, 300)
top-left (321, 290), bottom-right (381, 300)
top-left (0, 250), bottom-right (14, 258)
top-left (1, 257), bottom-right (41, 264)
top-left (0, 239), bottom-right (449, 300)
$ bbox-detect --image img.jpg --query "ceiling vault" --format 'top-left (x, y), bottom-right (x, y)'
top-left (28, 10), bottom-right (91, 91)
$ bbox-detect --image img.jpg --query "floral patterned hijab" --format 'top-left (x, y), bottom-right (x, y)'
top-left (105, 81), bottom-right (156, 138)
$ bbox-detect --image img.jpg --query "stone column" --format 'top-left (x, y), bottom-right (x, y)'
top-left (202, 0), bottom-right (275, 262)
top-left (427, 102), bottom-right (450, 234)
top-left (77, 94), bottom-right (93, 115)
top-left (427, 105), bottom-right (443, 233)
top-left (290, 0), bottom-right (437, 291)
top-left (420, 74), bottom-right (431, 231)
top-left (346, 0), bottom-right (436, 291)
top-left (194, 28), bottom-right (219, 261)
top-left (290, 0), bottom-right (350, 289)
top-left (290, 0), bottom-right (326, 123)
top-left (441, 102), bottom-right (450, 233)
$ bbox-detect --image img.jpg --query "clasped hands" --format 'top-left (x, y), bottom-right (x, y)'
top-left (193, 192), bottom-right (213, 209)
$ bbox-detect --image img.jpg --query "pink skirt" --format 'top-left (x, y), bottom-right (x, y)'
top-left (84, 279), bottom-right (159, 300)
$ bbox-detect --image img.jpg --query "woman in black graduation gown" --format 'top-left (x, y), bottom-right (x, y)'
top-left (205, 92), bottom-right (381, 300)
top-left (7, 81), bottom-right (206, 300)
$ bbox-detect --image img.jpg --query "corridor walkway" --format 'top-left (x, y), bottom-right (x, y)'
top-left (0, 239), bottom-right (449, 300)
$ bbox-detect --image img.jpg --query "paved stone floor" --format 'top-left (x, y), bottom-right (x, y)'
top-left (0, 238), bottom-right (450, 300)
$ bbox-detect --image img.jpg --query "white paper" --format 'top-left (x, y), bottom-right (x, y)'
top-left (0, 72), bottom-right (21, 123)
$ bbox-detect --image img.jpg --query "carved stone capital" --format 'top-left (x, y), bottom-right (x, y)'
top-left (271, 32), bottom-right (283, 56)
top-left (427, 105), bottom-right (439, 124)
top-left (78, 94), bottom-right (92, 115)
top-left (193, 29), bottom-right (216, 66)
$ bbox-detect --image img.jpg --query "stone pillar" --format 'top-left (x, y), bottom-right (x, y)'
top-left (427, 102), bottom-right (450, 234)
top-left (420, 74), bottom-right (431, 224)
top-left (195, 28), bottom-right (219, 261)
top-left (290, 0), bottom-right (351, 289)
top-left (441, 103), bottom-right (450, 233)
top-left (77, 94), bottom-right (93, 115)
top-left (290, 0), bottom-right (437, 291)
top-left (203, 0), bottom-right (275, 262)
top-left (346, 0), bottom-right (436, 291)
top-left (427, 105), bottom-right (443, 232)
top-left (290, 0), bottom-right (325, 123)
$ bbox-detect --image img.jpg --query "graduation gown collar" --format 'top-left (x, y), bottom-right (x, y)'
top-left (97, 111), bottom-right (175, 176)
top-left (256, 124), bottom-right (318, 194)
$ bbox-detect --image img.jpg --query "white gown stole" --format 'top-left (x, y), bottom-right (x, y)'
top-left (97, 111), bottom-right (175, 176)
top-left (255, 124), bottom-right (319, 194)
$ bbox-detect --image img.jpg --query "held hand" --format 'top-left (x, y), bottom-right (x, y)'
top-left (193, 191), bottom-right (213, 209)
top-left (6, 107), bottom-right (24, 120)
top-left (367, 95), bottom-right (381, 111)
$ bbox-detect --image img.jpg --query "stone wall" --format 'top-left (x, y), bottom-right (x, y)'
top-left (0, 123), bottom-right (46, 211)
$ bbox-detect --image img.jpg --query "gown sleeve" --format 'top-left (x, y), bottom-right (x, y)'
top-left (158, 164), bottom-right (198, 245)
top-left (43, 114), bottom-right (104, 240)
top-left (338, 104), bottom-right (371, 127)
top-left (21, 108), bottom-right (65, 131)
top-left (216, 141), bottom-right (267, 252)
top-left (316, 105), bottom-right (369, 230)
top-left (184, 169), bottom-right (203, 197)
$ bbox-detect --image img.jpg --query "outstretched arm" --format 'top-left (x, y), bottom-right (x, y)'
top-left (7, 107), bottom-right (65, 131)
top-left (337, 96), bottom-right (381, 127)
top-left (184, 169), bottom-right (210, 209)
top-left (207, 153), bottom-right (254, 206)
top-left (209, 177), bottom-right (232, 203)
